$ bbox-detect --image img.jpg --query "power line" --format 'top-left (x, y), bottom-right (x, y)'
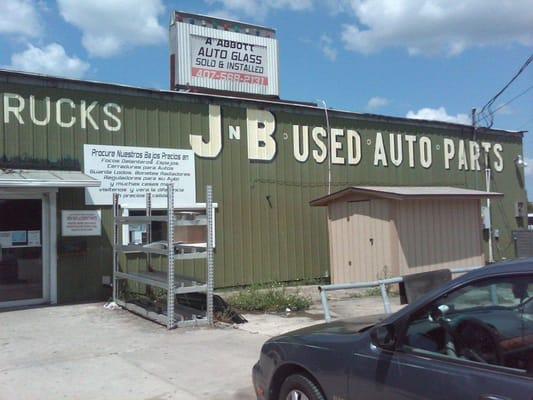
top-left (476, 53), bottom-right (533, 127)
top-left (489, 84), bottom-right (533, 116)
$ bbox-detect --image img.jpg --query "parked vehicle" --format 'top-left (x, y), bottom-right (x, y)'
top-left (253, 259), bottom-right (533, 400)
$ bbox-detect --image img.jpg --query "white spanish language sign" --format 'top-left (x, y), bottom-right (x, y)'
top-left (84, 144), bottom-right (196, 207)
top-left (62, 210), bottom-right (102, 236)
top-left (190, 34), bottom-right (268, 86)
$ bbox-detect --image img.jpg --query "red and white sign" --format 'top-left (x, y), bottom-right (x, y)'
top-left (170, 17), bottom-right (279, 96)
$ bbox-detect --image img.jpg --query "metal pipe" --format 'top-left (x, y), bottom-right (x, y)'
top-left (318, 266), bottom-right (482, 322)
top-left (319, 288), bottom-right (332, 323)
top-left (379, 283), bottom-right (392, 314)
top-left (485, 164), bottom-right (494, 263)
top-left (206, 185), bottom-right (214, 326)
top-left (167, 183), bottom-right (175, 329)
top-left (319, 99), bottom-right (332, 194)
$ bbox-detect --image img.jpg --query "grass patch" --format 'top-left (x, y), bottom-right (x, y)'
top-left (228, 284), bottom-right (312, 313)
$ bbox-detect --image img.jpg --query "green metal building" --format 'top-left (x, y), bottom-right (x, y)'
top-left (0, 69), bottom-right (528, 306)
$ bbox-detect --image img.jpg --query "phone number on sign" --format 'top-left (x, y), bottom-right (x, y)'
top-left (192, 67), bottom-right (268, 86)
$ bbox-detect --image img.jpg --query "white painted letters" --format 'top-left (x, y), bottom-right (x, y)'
top-left (4, 93), bottom-right (25, 124)
top-left (103, 103), bottom-right (122, 132)
top-left (347, 130), bottom-right (361, 165)
top-left (189, 104), bottom-right (222, 158)
top-left (311, 127), bottom-right (327, 163)
top-left (419, 136), bottom-right (432, 168)
top-left (56, 98), bottom-right (76, 128)
top-left (29, 95), bottom-right (50, 126)
top-left (293, 125), bottom-right (309, 162)
top-left (389, 134), bottom-right (403, 166)
top-left (404, 135), bottom-right (417, 168)
top-left (444, 138), bottom-right (455, 170)
top-left (247, 108), bottom-right (276, 161)
top-left (330, 128), bottom-right (344, 165)
top-left (374, 132), bottom-right (388, 166)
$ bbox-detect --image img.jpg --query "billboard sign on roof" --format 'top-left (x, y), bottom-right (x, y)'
top-left (170, 11), bottom-right (279, 96)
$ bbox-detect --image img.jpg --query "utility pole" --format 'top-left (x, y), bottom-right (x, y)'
top-left (473, 107), bottom-right (494, 263)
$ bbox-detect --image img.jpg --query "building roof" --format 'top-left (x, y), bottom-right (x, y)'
top-left (0, 169), bottom-right (100, 188)
top-left (0, 69), bottom-right (525, 138)
top-left (310, 186), bottom-right (503, 206)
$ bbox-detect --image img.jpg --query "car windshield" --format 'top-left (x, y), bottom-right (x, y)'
top-left (441, 279), bottom-right (533, 313)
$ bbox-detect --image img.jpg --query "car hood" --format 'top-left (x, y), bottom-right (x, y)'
top-left (270, 314), bottom-right (385, 345)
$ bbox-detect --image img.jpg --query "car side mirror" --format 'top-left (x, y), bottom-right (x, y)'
top-left (428, 304), bottom-right (450, 322)
top-left (370, 324), bottom-right (396, 350)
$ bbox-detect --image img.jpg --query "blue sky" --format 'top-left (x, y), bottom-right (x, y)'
top-left (1, 0), bottom-right (532, 198)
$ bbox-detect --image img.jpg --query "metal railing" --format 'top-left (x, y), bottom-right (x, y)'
top-left (318, 266), bottom-right (482, 323)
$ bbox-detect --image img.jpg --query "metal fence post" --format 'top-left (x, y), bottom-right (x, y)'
top-left (319, 288), bottom-right (332, 323)
top-left (380, 283), bottom-right (392, 314)
top-left (112, 193), bottom-right (119, 302)
top-left (206, 185), bottom-right (214, 326)
top-left (167, 183), bottom-right (175, 329)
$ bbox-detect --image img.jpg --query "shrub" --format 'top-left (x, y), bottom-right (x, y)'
top-left (228, 284), bottom-right (312, 312)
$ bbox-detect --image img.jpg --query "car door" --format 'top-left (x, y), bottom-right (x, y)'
top-left (351, 273), bottom-right (533, 400)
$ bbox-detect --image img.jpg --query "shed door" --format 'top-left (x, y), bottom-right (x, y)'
top-left (346, 200), bottom-right (391, 283)
top-left (346, 201), bottom-right (374, 282)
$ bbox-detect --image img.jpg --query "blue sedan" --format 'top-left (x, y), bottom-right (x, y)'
top-left (253, 259), bottom-right (533, 400)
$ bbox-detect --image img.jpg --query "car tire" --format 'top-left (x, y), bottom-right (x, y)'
top-left (279, 374), bottom-right (325, 400)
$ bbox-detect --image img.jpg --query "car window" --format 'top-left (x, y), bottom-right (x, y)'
top-left (402, 275), bottom-right (533, 373)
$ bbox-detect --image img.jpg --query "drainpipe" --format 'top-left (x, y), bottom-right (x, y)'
top-left (485, 163), bottom-right (494, 263)
top-left (319, 99), bottom-right (332, 195)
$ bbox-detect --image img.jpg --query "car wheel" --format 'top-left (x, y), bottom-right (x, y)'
top-left (279, 374), bottom-right (325, 400)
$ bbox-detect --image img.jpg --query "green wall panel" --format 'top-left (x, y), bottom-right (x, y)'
top-left (0, 72), bottom-right (527, 303)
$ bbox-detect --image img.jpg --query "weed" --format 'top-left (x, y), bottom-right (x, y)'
top-left (228, 283), bottom-right (312, 312)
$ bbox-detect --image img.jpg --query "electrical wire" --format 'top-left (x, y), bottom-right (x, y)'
top-left (489, 84), bottom-right (533, 116)
top-left (476, 53), bottom-right (533, 128)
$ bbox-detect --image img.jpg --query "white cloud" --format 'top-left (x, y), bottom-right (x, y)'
top-left (7, 43), bottom-right (90, 79)
top-left (320, 35), bottom-right (337, 61)
top-left (57, 0), bottom-right (166, 58)
top-left (206, 0), bottom-right (313, 20)
top-left (367, 96), bottom-right (389, 110)
top-left (406, 107), bottom-right (470, 125)
top-left (341, 0), bottom-right (533, 55)
top-left (0, 0), bottom-right (41, 37)
top-left (525, 158), bottom-right (533, 177)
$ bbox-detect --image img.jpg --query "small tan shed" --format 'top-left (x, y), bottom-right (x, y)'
top-left (310, 186), bottom-right (503, 284)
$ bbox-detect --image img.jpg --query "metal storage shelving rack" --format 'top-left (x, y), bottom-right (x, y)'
top-left (112, 183), bottom-right (214, 329)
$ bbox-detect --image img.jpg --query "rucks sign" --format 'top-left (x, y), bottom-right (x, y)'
top-left (190, 106), bottom-right (505, 172)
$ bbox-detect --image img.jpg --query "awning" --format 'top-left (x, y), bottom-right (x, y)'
top-left (310, 186), bottom-right (503, 206)
top-left (0, 169), bottom-right (100, 188)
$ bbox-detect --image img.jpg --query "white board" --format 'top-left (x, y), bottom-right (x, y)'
top-left (84, 144), bottom-right (196, 208)
top-left (62, 210), bottom-right (102, 237)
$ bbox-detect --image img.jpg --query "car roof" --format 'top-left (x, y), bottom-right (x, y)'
top-left (384, 258), bottom-right (533, 324)
top-left (460, 258), bottom-right (533, 282)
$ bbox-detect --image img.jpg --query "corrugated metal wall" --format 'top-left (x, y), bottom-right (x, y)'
top-left (513, 230), bottom-right (533, 257)
top-left (327, 198), bottom-right (484, 284)
top-left (395, 199), bottom-right (484, 274)
top-left (0, 73), bottom-right (528, 303)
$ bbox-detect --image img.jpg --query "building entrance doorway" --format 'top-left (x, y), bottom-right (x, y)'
top-left (0, 194), bottom-right (50, 307)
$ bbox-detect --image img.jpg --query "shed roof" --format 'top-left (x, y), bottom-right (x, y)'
top-left (0, 169), bottom-right (100, 188)
top-left (310, 186), bottom-right (503, 206)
